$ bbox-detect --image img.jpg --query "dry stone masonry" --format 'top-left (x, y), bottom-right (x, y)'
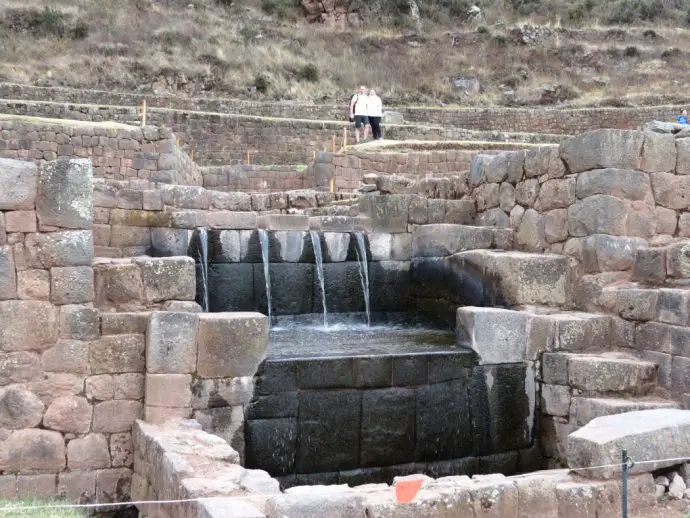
top-left (1, 110), bottom-right (690, 517)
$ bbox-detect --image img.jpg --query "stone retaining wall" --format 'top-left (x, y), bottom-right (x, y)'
top-left (202, 164), bottom-right (311, 192)
top-left (133, 419), bottom-right (658, 518)
top-left (0, 82), bottom-right (683, 134)
top-left (0, 99), bottom-right (563, 167)
top-left (0, 116), bottom-right (202, 185)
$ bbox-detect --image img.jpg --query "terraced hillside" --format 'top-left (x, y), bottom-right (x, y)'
top-left (1, 0), bottom-right (690, 107)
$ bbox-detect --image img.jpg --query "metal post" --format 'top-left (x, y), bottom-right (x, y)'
top-left (621, 449), bottom-right (629, 518)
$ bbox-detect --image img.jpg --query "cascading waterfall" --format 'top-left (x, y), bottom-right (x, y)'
top-left (310, 231), bottom-right (328, 328)
top-left (258, 229), bottom-right (273, 326)
top-left (354, 231), bottom-right (371, 327)
top-left (197, 228), bottom-right (209, 312)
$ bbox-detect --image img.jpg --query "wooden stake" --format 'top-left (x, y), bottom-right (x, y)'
top-left (190, 149), bottom-right (195, 161)
top-left (312, 150), bottom-right (316, 161)
top-left (329, 177), bottom-right (334, 193)
top-left (141, 99), bottom-right (147, 127)
top-left (246, 151), bottom-right (251, 165)
top-left (332, 135), bottom-right (336, 153)
top-left (343, 127), bottom-right (347, 149)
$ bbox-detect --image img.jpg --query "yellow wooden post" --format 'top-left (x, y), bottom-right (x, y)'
top-left (246, 151), bottom-right (251, 165)
top-left (141, 99), bottom-right (147, 127)
top-left (332, 135), bottom-right (336, 153)
top-left (343, 127), bottom-right (347, 149)
top-left (312, 150), bottom-right (316, 161)
top-left (190, 149), bottom-right (195, 161)
top-left (329, 177), bottom-right (334, 193)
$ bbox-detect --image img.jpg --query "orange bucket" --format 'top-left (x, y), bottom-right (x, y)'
top-left (395, 478), bottom-right (423, 503)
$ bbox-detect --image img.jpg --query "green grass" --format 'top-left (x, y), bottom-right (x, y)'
top-left (0, 500), bottom-right (85, 518)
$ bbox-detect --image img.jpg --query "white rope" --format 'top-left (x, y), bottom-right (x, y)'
top-left (2, 454), bottom-right (689, 512)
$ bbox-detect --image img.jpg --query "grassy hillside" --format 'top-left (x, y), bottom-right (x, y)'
top-left (1, 0), bottom-right (690, 107)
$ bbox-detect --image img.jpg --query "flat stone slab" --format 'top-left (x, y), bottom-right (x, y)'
top-left (567, 408), bottom-right (690, 479)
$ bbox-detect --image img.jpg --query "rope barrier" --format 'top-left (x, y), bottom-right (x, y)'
top-left (1, 455), bottom-right (689, 512)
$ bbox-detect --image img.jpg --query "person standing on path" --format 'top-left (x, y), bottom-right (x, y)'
top-left (678, 109), bottom-right (689, 125)
top-left (349, 85), bottom-right (370, 143)
top-left (367, 89), bottom-right (383, 140)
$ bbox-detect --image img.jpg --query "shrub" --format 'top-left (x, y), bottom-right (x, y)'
top-left (239, 24), bottom-right (259, 43)
top-left (492, 34), bottom-right (507, 46)
top-left (255, 73), bottom-right (270, 93)
top-left (476, 24), bottom-right (489, 34)
top-left (30, 6), bottom-right (66, 37)
top-left (261, 0), bottom-right (296, 18)
top-left (298, 63), bottom-right (319, 82)
top-left (72, 21), bottom-right (89, 39)
top-left (624, 45), bottom-right (640, 57)
top-left (607, 0), bottom-right (665, 24)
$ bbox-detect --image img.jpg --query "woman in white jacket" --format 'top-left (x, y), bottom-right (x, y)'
top-left (367, 90), bottom-right (383, 140)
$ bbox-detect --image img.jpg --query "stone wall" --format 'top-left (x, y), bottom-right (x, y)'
top-left (202, 164), bottom-right (312, 192)
top-left (0, 116), bottom-right (202, 185)
top-left (132, 418), bottom-right (658, 518)
top-left (0, 99), bottom-right (563, 167)
top-left (0, 157), bottom-right (139, 503)
top-left (312, 144), bottom-right (553, 192)
top-left (0, 82), bottom-right (683, 134)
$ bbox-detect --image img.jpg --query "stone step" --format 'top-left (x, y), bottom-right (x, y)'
top-left (450, 250), bottom-right (567, 307)
top-left (457, 308), bottom-right (613, 364)
top-left (632, 241), bottom-right (690, 283)
top-left (601, 284), bottom-right (690, 326)
top-left (566, 353), bottom-right (658, 396)
top-left (570, 396), bottom-right (680, 427)
top-left (411, 224), bottom-right (513, 258)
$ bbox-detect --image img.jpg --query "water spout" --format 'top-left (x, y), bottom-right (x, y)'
top-left (197, 228), bottom-right (209, 312)
top-left (310, 231), bottom-right (328, 328)
top-left (354, 231), bottom-right (371, 327)
top-left (258, 229), bottom-right (273, 326)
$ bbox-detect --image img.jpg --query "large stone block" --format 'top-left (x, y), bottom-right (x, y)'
top-left (544, 209), bottom-right (569, 244)
top-left (146, 312), bottom-right (198, 374)
top-left (24, 230), bottom-right (93, 268)
top-left (67, 434), bottom-right (110, 470)
top-left (265, 488), bottom-right (366, 518)
top-left (567, 196), bottom-right (629, 236)
top-left (0, 158), bottom-right (38, 210)
top-left (42, 339), bottom-right (90, 374)
top-left (0, 386), bottom-right (45, 429)
top-left (666, 241), bottom-right (690, 278)
top-left (360, 388), bottom-right (415, 467)
top-left (93, 261), bottom-right (143, 309)
top-left (412, 224), bottom-right (493, 257)
top-left (567, 355), bottom-right (656, 394)
top-left (90, 334), bottom-right (145, 374)
top-left (457, 307), bottom-right (530, 364)
top-left (517, 208), bottom-right (546, 251)
top-left (43, 395), bottom-right (92, 433)
top-left (559, 130), bottom-right (644, 174)
top-left (650, 172), bottom-right (690, 209)
top-left (0, 352), bottom-right (41, 386)
top-left (136, 257), bottom-right (196, 303)
top-left (16, 269), bottom-right (49, 300)
top-left (92, 400), bottom-right (143, 433)
top-left (567, 409), bottom-right (690, 478)
top-left (580, 234), bottom-right (647, 273)
top-left (632, 247), bottom-right (666, 284)
top-left (196, 313), bottom-right (268, 378)
top-left (359, 195), bottom-right (411, 233)
top-left (0, 429), bottom-right (65, 473)
top-left (576, 169), bottom-right (653, 201)
top-left (5, 210), bottom-right (36, 233)
top-left (0, 246), bottom-right (16, 300)
top-left (451, 250), bottom-right (567, 306)
top-left (150, 228), bottom-right (188, 257)
top-left (59, 304), bottom-right (100, 341)
top-left (36, 159), bottom-right (93, 229)
top-left (145, 374), bottom-right (192, 408)
top-left (641, 131), bottom-right (676, 173)
top-left (50, 266), bottom-right (94, 304)
top-left (0, 300), bottom-right (58, 351)
top-left (538, 178), bottom-right (576, 211)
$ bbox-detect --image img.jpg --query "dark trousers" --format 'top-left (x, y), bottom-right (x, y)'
top-left (369, 116), bottom-right (382, 140)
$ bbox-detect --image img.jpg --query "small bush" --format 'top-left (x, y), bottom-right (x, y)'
top-left (624, 45), bottom-right (640, 57)
top-left (661, 47), bottom-right (681, 58)
top-left (30, 6), bottom-right (66, 37)
top-left (72, 21), bottom-right (89, 39)
top-left (567, 0), bottom-right (595, 22)
top-left (239, 24), bottom-right (259, 43)
top-left (492, 34), bottom-right (507, 46)
top-left (261, 0), bottom-right (296, 18)
top-left (255, 73), bottom-right (270, 93)
top-left (476, 24), bottom-right (489, 34)
top-left (298, 63), bottom-right (319, 82)
top-left (607, 0), bottom-right (665, 24)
